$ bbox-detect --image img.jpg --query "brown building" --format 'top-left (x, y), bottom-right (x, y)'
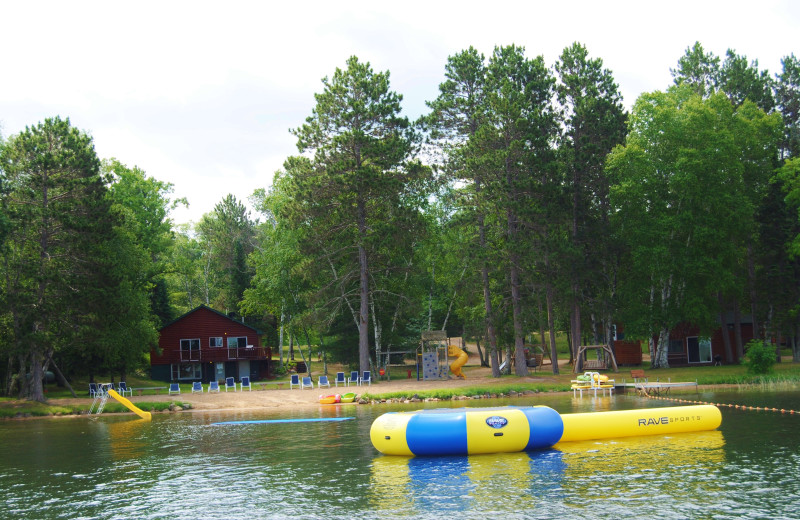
top-left (151, 305), bottom-right (271, 383)
top-left (612, 316), bottom-right (755, 367)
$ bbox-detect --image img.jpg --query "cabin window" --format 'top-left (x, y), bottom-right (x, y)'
top-left (180, 338), bottom-right (201, 361)
top-left (227, 336), bottom-right (247, 349)
top-left (209, 337), bottom-right (223, 348)
top-left (171, 363), bottom-right (201, 380)
top-left (668, 339), bottom-right (684, 354)
top-left (687, 336), bottom-right (712, 363)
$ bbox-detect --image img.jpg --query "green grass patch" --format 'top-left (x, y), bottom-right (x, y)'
top-left (0, 399), bottom-right (191, 418)
top-left (363, 381), bottom-right (573, 402)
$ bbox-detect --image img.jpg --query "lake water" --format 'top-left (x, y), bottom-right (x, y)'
top-left (1, 389), bottom-right (799, 519)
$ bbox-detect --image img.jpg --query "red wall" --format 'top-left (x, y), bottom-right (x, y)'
top-left (152, 307), bottom-right (263, 365)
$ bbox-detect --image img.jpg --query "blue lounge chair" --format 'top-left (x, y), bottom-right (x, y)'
top-left (361, 371), bottom-right (371, 386)
top-left (89, 382), bottom-right (98, 397)
top-left (168, 383), bottom-right (180, 395)
top-left (290, 374), bottom-right (300, 390)
top-left (191, 381), bottom-right (203, 393)
top-left (240, 376), bottom-right (251, 391)
top-left (225, 377), bottom-right (236, 392)
top-left (318, 375), bottom-right (331, 388)
top-left (208, 381), bottom-right (220, 392)
top-left (334, 372), bottom-right (346, 387)
top-left (118, 382), bottom-right (132, 397)
top-left (301, 376), bottom-right (314, 389)
top-left (348, 371), bottom-right (359, 386)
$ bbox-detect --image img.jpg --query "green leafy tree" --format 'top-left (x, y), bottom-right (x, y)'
top-left (476, 45), bottom-right (559, 375)
top-left (289, 56), bottom-right (426, 373)
top-left (105, 159), bottom-right (181, 325)
top-left (424, 47), bottom-right (506, 374)
top-left (671, 42), bottom-right (721, 97)
top-left (555, 42), bottom-right (627, 370)
top-left (608, 87), bottom-right (778, 368)
top-left (0, 117), bottom-right (111, 400)
top-left (775, 54), bottom-right (800, 159)
top-left (197, 194), bottom-right (256, 313)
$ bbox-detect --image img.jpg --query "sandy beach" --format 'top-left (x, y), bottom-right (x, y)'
top-left (57, 356), bottom-right (570, 413)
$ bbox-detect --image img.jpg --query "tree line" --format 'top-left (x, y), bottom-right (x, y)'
top-left (2, 41), bottom-right (799, 400)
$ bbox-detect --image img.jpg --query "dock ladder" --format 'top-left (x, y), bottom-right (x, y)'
top-left (89, 384), bottom-right (110, 415)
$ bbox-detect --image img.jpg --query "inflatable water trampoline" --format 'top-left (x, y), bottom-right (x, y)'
top-left (370, 405), bottom-right (721, 456)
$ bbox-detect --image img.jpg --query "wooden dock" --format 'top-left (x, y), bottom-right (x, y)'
top-left (626, 380), bottom-right (698, 396)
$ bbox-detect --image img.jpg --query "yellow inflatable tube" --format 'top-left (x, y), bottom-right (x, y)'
top-left (107, 389), bottom-right (152, 421)
top-left (559, 405), bottom-right (720, 443)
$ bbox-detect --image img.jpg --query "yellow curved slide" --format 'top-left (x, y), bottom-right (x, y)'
top-left (107, 389), bottom-right (152, 421)
top-left (448, 345), bottom-right (469, 379)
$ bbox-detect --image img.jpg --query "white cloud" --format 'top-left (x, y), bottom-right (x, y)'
top-left (2, 0), bottom-right (798, 224)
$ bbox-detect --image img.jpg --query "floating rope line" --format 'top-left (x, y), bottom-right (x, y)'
top-left (641, 391), bottom-right (798, 414)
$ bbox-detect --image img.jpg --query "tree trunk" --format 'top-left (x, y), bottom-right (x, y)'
top-left (478, 208), bottom-right (500, 378)
top-left (29, 348), bottom-right (45, 402)
top-left (357, 198), bottom-right (370, 374)
top-left (277, 305), bottom-right (285, 369)
top-left (47, 354), bottom-right (77, 398)
top-left (733, 299), bottom-right (744, 360)
top-left (718, 293), bottom-right (733, 363)
top-left (747, 243), bottom-right (760, 340)
top-left (509, 249), bottom-right (528, 377)
top-left (652, 327), bottom-right (670, 369)
top-left (546, 280), bottom-right (560, 375)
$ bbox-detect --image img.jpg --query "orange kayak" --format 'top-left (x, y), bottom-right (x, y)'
top-left (319, 394), bottom-right (341, 404)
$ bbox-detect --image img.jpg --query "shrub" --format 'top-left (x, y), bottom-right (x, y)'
top-left (745, 339), bottom-right (775, 375)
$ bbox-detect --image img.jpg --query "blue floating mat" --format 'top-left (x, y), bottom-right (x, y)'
top-left (212, 417), bottom-right (354, 426)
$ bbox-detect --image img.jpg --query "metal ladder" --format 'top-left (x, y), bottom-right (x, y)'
top-left (89, 385), bottom-right (109, 415)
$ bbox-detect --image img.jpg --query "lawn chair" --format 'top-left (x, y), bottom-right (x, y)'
top-left (240, 376), bottom-right (251, 391)
top-left (318, 375), bottom-right (331, 388)
top-left (225, 377), bottom-right (236, 392)
top-left (361, 371), bottom-right (371, 386)
top-left (168, 383), bottom-right (180, 395)
top-left (301, 376), bottom-right (314, 389)
top-left (118, 381), bottom-right (133, 397)
top-left (290, 374), bottom-right (300, 390)
top-left (89, 382), bottom-right (98, 397)
top-left (191, 381), bottom-right (203, 393)
top-left (348, 371), bottom-right (360, 386)
top-left (208, 381), bottom-right (220, 392)
top-left (334, 372), bottom-right (346, 387)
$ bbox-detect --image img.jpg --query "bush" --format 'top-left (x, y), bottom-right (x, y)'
top-left (745, 339), bottom-right (775, 375)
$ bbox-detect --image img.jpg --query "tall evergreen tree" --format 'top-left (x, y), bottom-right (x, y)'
top-left (0, 117), bottom-right (111, 400)
top-left (289, 56), bottom-right (426, 373)
top-left (555, 42), bottom-right (627, 370)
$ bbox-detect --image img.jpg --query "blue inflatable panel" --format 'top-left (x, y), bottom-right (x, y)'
top-left (212, 417), bottom-right (354, 425)
top-left (406, 410), bottom-right (468, 456)
top-left (520, 406), bottom-right (564, 450)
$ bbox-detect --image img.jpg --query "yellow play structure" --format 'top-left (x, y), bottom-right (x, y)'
top-left (448, 344), bottom-right (469, 379)
top-left (90, 387), bottom-right (151, 420)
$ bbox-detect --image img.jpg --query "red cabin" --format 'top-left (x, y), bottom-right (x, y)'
top-left (151, 305), bottom-right (271, 384)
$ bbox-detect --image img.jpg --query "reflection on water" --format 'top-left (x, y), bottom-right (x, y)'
top-left (1, 391), bottom-right (800, 519)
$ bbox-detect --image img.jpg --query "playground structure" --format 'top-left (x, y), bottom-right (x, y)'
top-left (370, 404), bottom-right (722, 456)
top-left (90, 384), bottom-right (151, 420)
top-left (448, 344), bottom-right (468, 379)
top-left (417, 331), bottom-right (450, 380)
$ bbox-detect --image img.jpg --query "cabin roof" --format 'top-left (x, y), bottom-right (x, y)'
top-left (159, 304), bottom-right (263, 335)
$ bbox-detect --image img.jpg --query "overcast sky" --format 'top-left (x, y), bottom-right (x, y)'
top-left (2, 1), bottom-right (798, 225)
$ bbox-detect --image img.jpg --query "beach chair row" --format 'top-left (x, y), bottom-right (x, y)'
top-left (162, 377), bottom-right (254, 395)
top-left (290, 371), bottom-right (371, 389)
top-left (88, 382), bottom-right (133, 397)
